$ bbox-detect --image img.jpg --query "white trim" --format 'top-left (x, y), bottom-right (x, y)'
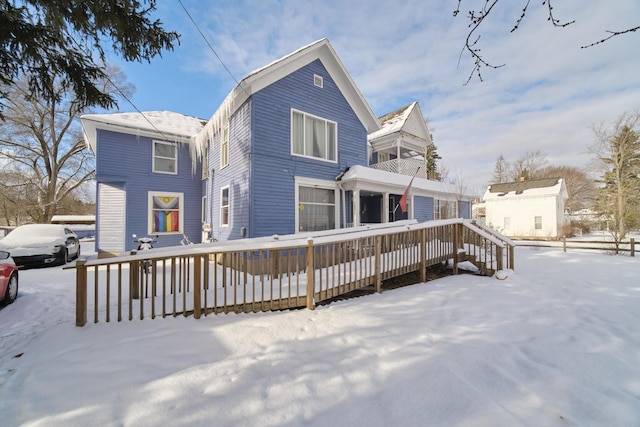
top-left (294, 177), bottom-right (339, 233)
top-left (290, 109), bottom-right (338, 164)
top-left (220, 185), bottom-right (230, 227)
top-left (313, 74), bottom-right (323, 88)
top-left (152, 140), bottom-right (178, 175)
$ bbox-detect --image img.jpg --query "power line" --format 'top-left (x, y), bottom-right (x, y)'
top-left (177, 0), bottom-right (248, 95)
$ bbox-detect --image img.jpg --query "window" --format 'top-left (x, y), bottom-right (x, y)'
top-left (148, 192), bottom-right (183, 234)
top-left (153, 141), bottom-right (177, 174)
top-left (221, 125), bottom-right (229, 169)
top-left (291, 110), bottom-right (337, 162)
top-left (201, 195), bottom-right (207, 223)
top-left (313, 74), bottom-right (323, 88)
top-left (504, 217), bottom-right (510, 230)
top-left (220, 186), bottom-right (229, 227)
top-left (434, 199), bottom-right (458, 220)
top-left (535, 216), bottom-right (542, 230)
top-left (297, 185), bottom-right (336, 232)
top-left (202, 145), bottom-right (209, 179)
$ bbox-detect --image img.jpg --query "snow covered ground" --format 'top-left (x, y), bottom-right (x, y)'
top-left (1, 242), bottom-right (639, 426)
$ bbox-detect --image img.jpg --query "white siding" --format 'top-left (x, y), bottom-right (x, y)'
top-left (98, 183), bottom-right (126, 253)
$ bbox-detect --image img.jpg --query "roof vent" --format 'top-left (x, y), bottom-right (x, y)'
top-left (313, 74), bottom-right (323, 88)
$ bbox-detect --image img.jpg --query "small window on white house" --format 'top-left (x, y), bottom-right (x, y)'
top-left (153, 141), bottom-right (177, 174)
top-left (313, 74), bottom-right (323, 88)
top-left (220, 186), bottom-right (229, 227)
top-left (535, 216), bottom-right (542, 230)
top-left (291, 110), bottom-right (337, 162)
top-left (221, 125), bottom-right (229, 169)
top-left (148, 192), bottom-right (183, 235)
top-left (504, 217), bottom-right (510, 229)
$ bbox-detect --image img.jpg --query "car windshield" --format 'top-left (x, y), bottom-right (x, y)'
top-left (3, 225), bottom-right (62, 243)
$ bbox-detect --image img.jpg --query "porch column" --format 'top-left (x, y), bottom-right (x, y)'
top-left (353, 189), bottom-right (361, 227)
top-left (383, 192), bottom-right (389, 223)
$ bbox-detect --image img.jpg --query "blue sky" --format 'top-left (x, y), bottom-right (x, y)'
top-left (108, 0), bottom-right (640, 194)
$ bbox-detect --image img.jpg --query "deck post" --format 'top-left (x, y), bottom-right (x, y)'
top-left (509, 245), bottom-right (515, 270)
top-left (306, 239), bottom-right (315, 310)
top-left (130, 251), bottom-right (140, 300)
top-left (374, 235), bottom-right (382, 293)
top-left (193, 255), bottom-right (202, 319)
top-left (452, 223), bottom-right (460, 275)
top-left (496, 245), bottom-right (504, 271)
top-left (631, 238), bottom-right (635, 257)
top-left (420, 228), bottom-right (426, 283)
top-left (75, 259), bottom-right (87, 327)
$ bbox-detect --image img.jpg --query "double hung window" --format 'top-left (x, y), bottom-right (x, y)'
top-left (291, 110), bottom-right (336, 162)
top-left (153, 141), bottom-right (177, 174)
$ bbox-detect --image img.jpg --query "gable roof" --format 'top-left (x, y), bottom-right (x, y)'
top-left (194, 38), bottom-right (380, 148)
top-left (81, 111), bottom-right (206, 152)
top-left (484, 177), bottom-right (567, 199)
top-left (367, 101), bottom-right (432, 155)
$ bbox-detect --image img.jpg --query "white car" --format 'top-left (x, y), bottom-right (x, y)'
top-left (0, 224), bottom-right (80, 268)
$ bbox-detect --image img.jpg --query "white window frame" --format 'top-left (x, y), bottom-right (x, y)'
top-left (148, 191), bottom-right (184, 235)
top-left (313, 74), bottom-right (323, 88)
top-left (152, 140), bottom-right (178, 175)
top-left (201, 195), bottom-right (207, 223)
top-left (294, 177), bottom-right (339, 233)
top-left (202, 145), bottom-right (209, 179)
top-left (434, 199), bottom-right (458, 220)
top-left (535, 216), bottom-right (542, 230)
top-left (220, 186), bottom-right (230, 227)
top-left (291, 109), bottom-right (337, 163)
top-left (220, 125), bottom-right (229, 169)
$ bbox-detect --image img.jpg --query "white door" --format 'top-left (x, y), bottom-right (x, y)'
top-left (98, 183), bottom-right (126, 254)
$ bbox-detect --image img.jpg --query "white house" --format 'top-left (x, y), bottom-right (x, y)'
top-left (483, 177), bottom-right (569, 238)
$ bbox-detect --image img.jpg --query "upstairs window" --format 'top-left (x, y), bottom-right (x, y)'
top-left (153, 141), bottom-right (177, 174)
top-left (291, 110), bottom-right (336, 162)
top-left (221, 125), bottom-right (229, 169)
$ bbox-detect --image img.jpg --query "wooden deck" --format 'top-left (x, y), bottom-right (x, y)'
top-left (69, 219), bottom-right (515, 326)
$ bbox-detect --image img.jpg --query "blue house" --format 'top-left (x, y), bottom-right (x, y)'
top-left (82, 39), bottom-right (474, 256)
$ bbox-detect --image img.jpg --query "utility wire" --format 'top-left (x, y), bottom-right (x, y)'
top-left (177, 0), bottom-right (249, 96)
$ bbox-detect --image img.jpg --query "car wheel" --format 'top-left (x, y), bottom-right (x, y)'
top-left (58, 248), bottom-right (68, 266)
top-left (1, 273), bottom-right (18, 305)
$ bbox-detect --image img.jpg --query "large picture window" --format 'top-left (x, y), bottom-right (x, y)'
top-left (297, 184), bottom-right (336, 232)
top-left (153, 141), bottom-right (177, 174)
top-left (434, 199), bottom-right (458, 220)
top-left (291, 110), bottom-right (336, 162)
top-left (148, 192), bottom-right (183, 234)
top-left (220, 186), bottom-right (229, 227)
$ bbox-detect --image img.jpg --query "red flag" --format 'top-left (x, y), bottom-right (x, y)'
top-left (399, 168), bottom-right (419, 214)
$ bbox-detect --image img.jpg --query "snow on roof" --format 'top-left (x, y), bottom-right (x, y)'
top-left (368, 102), bottom-right (416, 140)
top-left (81, 111), bottom-right (207, 152)
top-left (340, 165), bottom-right (475, 199)
top-left (485, 177), bottom-right (565, 199)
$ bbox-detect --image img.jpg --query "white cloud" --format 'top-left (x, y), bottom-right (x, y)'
top-left (120, 0), bottom-right (640, 192)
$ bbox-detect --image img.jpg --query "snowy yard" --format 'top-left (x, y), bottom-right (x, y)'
top-left (1, 242), bottom-right (639, 426)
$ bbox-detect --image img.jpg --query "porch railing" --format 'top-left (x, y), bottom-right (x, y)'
top-left (368, 158), bottom-right (428, 178)
top-left (69, 219), bottom-right (515, 326)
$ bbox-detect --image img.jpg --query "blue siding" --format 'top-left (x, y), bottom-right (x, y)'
top-left (414, 196), bottom-right (434, 222)
top-left (459, 200), bottom-right (471, 219)
top-left (96, 129), bottom-right (202, 251)
top-left (207, 102), bottom-right (251, 241)
top-left (249, 60), bottom-right (368, 237)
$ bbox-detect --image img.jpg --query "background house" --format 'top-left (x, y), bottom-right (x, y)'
top-left (483, 177), bottom-right (569, 238)
top-left (82, 39), bottom-right (474, 256)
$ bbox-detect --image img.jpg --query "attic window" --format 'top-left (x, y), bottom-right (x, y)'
top-left (313, 74), bottom-right (323, 88)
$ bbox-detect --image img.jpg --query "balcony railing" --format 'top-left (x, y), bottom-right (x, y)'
top-left (369, 158), bottom-right (427, 178)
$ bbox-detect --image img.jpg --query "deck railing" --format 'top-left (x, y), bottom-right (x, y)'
top-left (69, 219), bottom-right (515, 326)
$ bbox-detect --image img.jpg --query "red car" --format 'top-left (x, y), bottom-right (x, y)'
top-left (0, 250), bottom-right (18, 306)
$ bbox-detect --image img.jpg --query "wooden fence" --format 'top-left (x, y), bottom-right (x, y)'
top-left (515, 237), bottom-right (637, 256)
top-left (69, 219), bottom-right (515, 327)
